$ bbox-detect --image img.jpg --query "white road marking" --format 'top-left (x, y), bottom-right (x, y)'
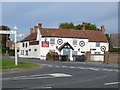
top-left (76, 67), bottom-right (86, 70)
top-left (114, 70), bottom-right (119, 72)
top-left (47, 65), bottom-right (53, 67)
top-left (44, 64), bottom-right (118, 72)
top-left (104, 82), bottom-right (120, 85)
top-left (3, 73), bottom-right (72, 81)
top-left (55, 66), bottom-right (60, 68)
top-left (69, 66), bottom-right (75, 69)
top-left (41, 86), bottom-right (52, 89)
top-left (87, 68), bottom-right (100, 71)
top-left (102, 69), bottom-right (115, 72)
top-left (49, 73), bottom-right (72, 77)
top-left (61, 66), bottom-right (68, 68)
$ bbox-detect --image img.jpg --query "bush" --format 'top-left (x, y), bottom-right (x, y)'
top-left (109, 48), bottom-right (120, 52)
top-left (2, 47), bottom-right (6, 55)
top-left (9, 49), bottom-right (15, 56)
top-left (46, 52), bottom-right (59, 61)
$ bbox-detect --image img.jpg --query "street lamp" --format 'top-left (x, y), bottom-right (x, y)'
top-left (14, 26), bottom-right (18, 65)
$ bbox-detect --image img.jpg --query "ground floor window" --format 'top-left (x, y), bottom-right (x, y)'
top-left (34, 49), bottom-right (37, 52)
top-left (26, 50), bottom-right (28, 55)
top-left (20, 50), bottom-right (24, 55)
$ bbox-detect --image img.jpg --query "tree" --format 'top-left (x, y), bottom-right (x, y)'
top-left (59, 22), bottom-right (75, 29)
top-left (59, 22), bottom-right (99, 30)
top-left (85, 23), bottom-right (97, 30)
top-left (0, 25), bottom-right (10, 54)
top-left (75, 24), bottom-right (82, 30)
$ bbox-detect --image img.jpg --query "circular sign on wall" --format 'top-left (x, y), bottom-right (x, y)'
top-left (100, 46), bottom-right (106, 52)
top-left (57, 39), bottom-right (63, 45)
top-left (79, 41), bottom-right (85, 47)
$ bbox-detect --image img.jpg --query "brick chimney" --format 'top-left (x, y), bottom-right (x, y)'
top-left (30, 28), bottom-right (34, 33)
top-left (37, 23), bottom-right (42, 29)
top-left (82, 22), bottom-right (85, 30)
top-left (101, 25), bottom-right (105, 33)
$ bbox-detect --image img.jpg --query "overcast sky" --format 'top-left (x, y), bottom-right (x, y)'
top-left (2, 2), bottom-right (118, 40)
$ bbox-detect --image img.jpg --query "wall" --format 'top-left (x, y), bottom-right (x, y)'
top-left (104, 52), bottom-right (120, 64)
top-left (18, 36), bottom-right (109, 61)
top-left (86, 52), bottom-right (120, 64)
top-left (88, 42), bottom-right (109, 54)
top-left (85, 52), bottom-right (104, 62)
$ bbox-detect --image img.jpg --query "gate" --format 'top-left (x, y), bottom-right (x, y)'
top-left (91, 55), bottom-right (104, 61)
top-left (73, 55), bottom-right (86, 62)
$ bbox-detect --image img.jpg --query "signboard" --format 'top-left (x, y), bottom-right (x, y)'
top-left (29, 41), bottom-right (39, 45)
top-left (0, 30), bottom-right (16, 34)
top-left (42, 41), bottom-right (49, 47)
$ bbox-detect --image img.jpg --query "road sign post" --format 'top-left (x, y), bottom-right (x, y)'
top-left (0, 26), bottom-right (18, 65)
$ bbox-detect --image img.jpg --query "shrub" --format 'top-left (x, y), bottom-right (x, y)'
top-left (46, 52), bottom-right (59, 61)
top-left (2, 47), bottom-right (6, 55)
top-left (9, 49), bottom-right (15, 56)
top-left (109, 48), bottom-right (120, 52)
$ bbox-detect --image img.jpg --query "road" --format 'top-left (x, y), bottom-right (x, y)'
top-left (1, 56), bottom-right (119, 89)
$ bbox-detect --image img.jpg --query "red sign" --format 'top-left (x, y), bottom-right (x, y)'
top-left (42, 41), bottom-right (49, 47)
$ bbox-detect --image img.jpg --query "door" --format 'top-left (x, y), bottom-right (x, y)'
top-left (63, 48), bottom-right (71, 58)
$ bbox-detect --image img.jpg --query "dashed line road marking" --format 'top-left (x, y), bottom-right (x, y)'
top-left (114, 70), bottom-right (119, 72)
top-left (87, 68), bottom-right (100, 71)
top-left (69, 66), bottom-right (75, 69)
top-left (55, 66), bottom-right (60, 68)
top-left (104, 82), bottom-right (120, 85)
top-left (61, 66), bottom-right (68, 68)
top-left (43, 64), bottom-right (118, 72)
top-left (47, 65), bottom-right (53, 67)
top-left (76, 67), bottom-right (86, 70)
top-left (102, 69), bottom-right (115, 72)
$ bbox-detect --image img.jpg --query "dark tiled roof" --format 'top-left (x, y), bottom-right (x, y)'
top-left (110, 33), bottom-right (120, 48)
top-left (83, 30), bottom-right (108, 42)
top-left (21, 32), bottom-right (37, 42)
top-left (41, 28), bottom-right (87, 39)
top-left (21, 28), bottom-right (108, 42)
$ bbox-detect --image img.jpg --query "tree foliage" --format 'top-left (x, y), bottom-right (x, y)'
top-left (59, 22), bottom-right (100, 30)
top-left (0, 25), bottom-right (10, 54)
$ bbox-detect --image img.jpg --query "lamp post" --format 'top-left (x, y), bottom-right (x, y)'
top-left (14, 26), bottom-right (18, 65)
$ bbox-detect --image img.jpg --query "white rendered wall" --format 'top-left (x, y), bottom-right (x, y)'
top-left (88, 42), bottom-right (109, 54)
top-left (19, 36), bottom-right (109, 61)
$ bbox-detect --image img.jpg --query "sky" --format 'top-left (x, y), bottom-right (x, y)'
top-left (1, 2), bottom-right (118, 40)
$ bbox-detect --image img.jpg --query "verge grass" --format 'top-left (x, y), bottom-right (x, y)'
top-left (0, 60), bottom-right (40, 71)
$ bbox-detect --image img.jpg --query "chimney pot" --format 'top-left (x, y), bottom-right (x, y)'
top-left (101, 25), bottom-right (105, 33)
top-left (82, 22), bottom-right (85, 30)
top-left (38, 23), bottom-right (42, 29)
top-left (30, 28), bottom-right (34, 33)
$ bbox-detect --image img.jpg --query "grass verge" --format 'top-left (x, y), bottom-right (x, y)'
top-left (0, 59), bottom-right (40, 71)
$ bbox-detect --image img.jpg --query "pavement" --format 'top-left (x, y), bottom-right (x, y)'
top-left (1, 56), bottom-right (120, 89)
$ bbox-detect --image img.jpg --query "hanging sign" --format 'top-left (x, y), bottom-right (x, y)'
top-left (42, 41), bottom-right (49, 47)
